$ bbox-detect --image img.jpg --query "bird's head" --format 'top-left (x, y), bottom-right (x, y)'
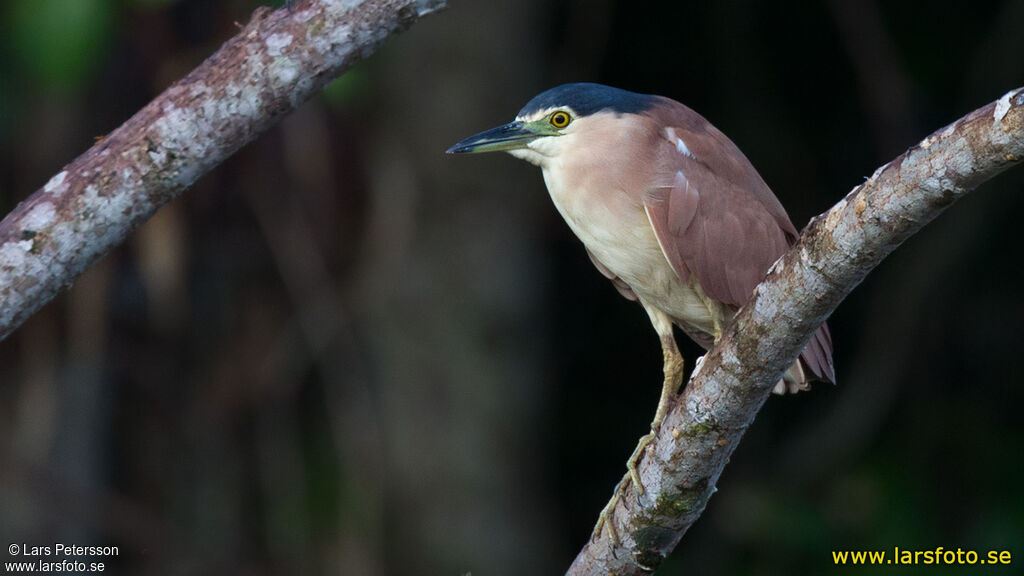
top-left (446, 83), bottom-right (657, 168)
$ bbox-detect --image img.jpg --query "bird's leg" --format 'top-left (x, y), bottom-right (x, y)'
top-left (696, 288), bottom-right (725, 342)
top-left (627, 330), bottom-right (684, 492)
top-left (711, 315), bottom-right (723, 342)
top-left (592, 334), bottom-right (683, 544)
top-left (592, 304), bottom-right (683, 544)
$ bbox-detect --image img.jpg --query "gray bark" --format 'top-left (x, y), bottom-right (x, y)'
top-left (0, 0), bottom-right (445, 340)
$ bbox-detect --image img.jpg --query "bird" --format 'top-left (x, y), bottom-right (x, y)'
top-left (447, 82), bottom-right (834, 540)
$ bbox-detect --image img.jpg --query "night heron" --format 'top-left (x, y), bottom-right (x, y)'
top-left (447, 83), bottom-right (835, 539)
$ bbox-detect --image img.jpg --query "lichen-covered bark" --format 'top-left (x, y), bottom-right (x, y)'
top-left (0, 0), bottom-right (445, 340)
top-left (568, 87), bottom-right (1024, 575)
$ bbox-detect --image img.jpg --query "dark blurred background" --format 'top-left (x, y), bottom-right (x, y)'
top-left (1, 0), bottom-right (1022, 574)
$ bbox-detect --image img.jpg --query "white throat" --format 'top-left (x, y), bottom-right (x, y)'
top-left (507, 135), bottom-right (566, 168)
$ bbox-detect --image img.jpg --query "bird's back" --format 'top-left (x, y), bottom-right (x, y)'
top-left (649, 97), bottom-right (800, 238)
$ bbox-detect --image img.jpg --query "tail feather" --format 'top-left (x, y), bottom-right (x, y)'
top-left (775, 322), bottom-right (836, 394)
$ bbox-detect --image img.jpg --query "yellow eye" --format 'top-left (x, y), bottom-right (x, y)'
top-left (550, 111), bottom-right (571, 128)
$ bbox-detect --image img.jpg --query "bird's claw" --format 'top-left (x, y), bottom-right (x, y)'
top-left (591, 427), bottom-right (658, 546)
top-left (627, 430), bottom-right (656, 496)
top-left (592, 490), bottom-right (620, 545)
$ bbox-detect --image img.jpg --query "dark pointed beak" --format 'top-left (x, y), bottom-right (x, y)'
top-left (446, 121), bottom-right (540, 154)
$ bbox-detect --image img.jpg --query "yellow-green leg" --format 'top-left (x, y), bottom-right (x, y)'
top-left (627, 331), bottom-right (685, 491)
top-left (592, 304), bottom-right (685, 544)
top-left (696, 285), bottom-right (726, 343)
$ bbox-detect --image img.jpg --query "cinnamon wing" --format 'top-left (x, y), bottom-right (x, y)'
top-left (642, 117), bottom-right (796, 307)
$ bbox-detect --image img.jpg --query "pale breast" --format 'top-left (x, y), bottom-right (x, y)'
top-left (540, 164), bottom-right (719, 337)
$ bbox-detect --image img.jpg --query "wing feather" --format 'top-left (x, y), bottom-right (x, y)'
top-left (641, 98), bottom-right (835, 385)
top-left (642, 104), bottom-right (797, 307)
top-left (644, 160), bottom-right (791, 306)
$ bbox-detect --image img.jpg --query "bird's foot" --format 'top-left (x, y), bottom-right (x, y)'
top-left (591, 480), bottom-right (623, 545)
top-left (623, 342), bottom-right (683, 495)
top-left (591, 425), bottom-right (659, 545)
top-left (627, 429), bottom-right (656, 495)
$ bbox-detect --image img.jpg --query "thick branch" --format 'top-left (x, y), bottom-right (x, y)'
top-left (0, 0), bottom-right (445, 340)
top-left (569, 87), bottom-right (1024, 574)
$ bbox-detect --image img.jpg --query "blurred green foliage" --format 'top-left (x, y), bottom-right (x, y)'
top-left (6, 0), bottom-right (116, 92)
top-left (322, 64), bottom-right (370, 107)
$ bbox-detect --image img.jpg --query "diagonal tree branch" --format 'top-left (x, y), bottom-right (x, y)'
top-left (0, 0), bottom-right (445, 341)
top-left (569, 87), bottom-right (1024, 574)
